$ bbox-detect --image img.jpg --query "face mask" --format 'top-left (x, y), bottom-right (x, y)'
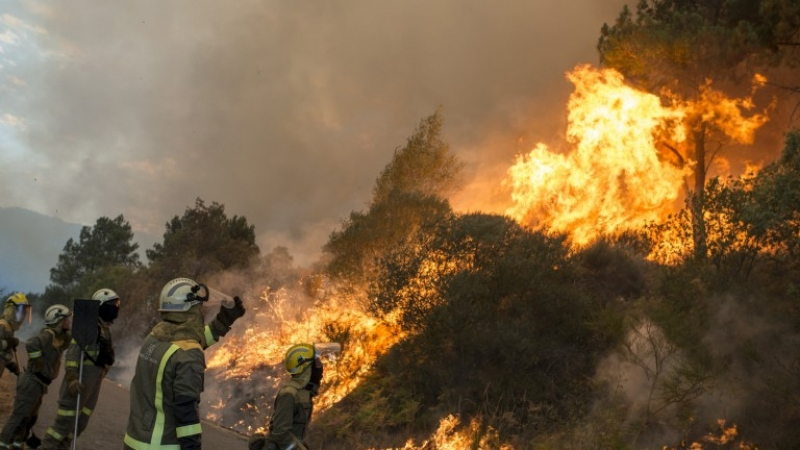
top-left (99, 302), bottom-right (120, 323)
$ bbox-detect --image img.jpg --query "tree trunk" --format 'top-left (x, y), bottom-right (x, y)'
top-left (691, 124), bottom-right (708, 260)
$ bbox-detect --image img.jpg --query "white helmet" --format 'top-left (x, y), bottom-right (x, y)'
top-left (44, 304), bottom-right (72, 326)
top-left (159, 278), bottom-right (208, 312)
top-left (92, 288), bottom-right (120, 304)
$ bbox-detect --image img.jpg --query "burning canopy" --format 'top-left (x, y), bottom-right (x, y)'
top-left (504, 64), bottom-right (768, 247)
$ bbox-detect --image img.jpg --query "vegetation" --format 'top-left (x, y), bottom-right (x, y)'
top-left (18, 112), bottom-right (800, 449)
top-left (13, 7), bottom-right (800, 447)
top-left (598, 0), bottom-right (798, 259)
top-left (37, 215), bottom-right (141, 317)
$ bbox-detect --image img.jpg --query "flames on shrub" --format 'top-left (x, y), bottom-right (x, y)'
top-left (201, 64), bottom-right (770, 448)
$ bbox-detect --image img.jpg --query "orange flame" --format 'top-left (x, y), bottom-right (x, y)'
top-left (202, 64), bottom-right (770, 447)
top-left (504, 65), bottom-right (689, 245)
top-left (504, 65), bottom-right (769, 250)
top-left (373, 414), bottom-right (514, 450)
top-left (204, 285), bottom-right (406, 433)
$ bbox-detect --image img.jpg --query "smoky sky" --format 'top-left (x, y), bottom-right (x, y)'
top-left (0, 0), bottom-right (629, 264)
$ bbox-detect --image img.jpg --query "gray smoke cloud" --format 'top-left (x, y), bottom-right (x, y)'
top-left (0, 1), bottom-right (629, 264)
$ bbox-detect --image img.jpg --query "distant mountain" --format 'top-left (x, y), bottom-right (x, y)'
top-left (0, 207), bottom-right (82, 294)
top-left (0, 207), bottom-right (160, 295)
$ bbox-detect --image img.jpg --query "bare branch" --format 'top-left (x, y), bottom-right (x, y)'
top-left (661, 142), bottom-right (685, 166)
top-left (766, 81), bottom-right (800, 94)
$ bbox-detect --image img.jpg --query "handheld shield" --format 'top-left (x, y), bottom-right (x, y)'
top-left (72, 299), bottom-right (99, 348)
top-left (70, 298), bottom-right (100, 450)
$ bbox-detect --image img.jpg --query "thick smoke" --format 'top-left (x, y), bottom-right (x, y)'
top-left (591, 294), bottom-right (800, 447)
top-left (0, 1), bottom-right (628, 265)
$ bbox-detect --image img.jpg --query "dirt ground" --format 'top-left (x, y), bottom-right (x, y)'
top-left (0, 358), bottom-right (248, 450)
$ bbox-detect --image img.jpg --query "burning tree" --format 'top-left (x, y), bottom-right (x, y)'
top-left (596, 0), bottom-right (797, 259)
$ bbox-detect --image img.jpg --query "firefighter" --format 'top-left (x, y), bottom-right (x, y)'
top-left (0, 293), bottom-right (31, 379)
top-left (0, 304), bottom-right (72, 450)
top-left (123, 277), bottom-right (246, 450)
top-left (39, 288), bottom-right (122, 450)
top-left (248, 344), bottom-right (325, 450)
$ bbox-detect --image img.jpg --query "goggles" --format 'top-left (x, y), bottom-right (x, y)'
top-left (185, 283), bottom-right (210, 304)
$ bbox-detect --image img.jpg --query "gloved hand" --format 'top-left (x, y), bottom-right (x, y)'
top-left (7, 361), bottom-right (20, 376)
top-left (65, 371), bottom-right (83, 396)
top-left (5, 336), bottom-right (19, 350)
top-left (247, 433), bottom-right (267, 450)
top-left (68, 379), bottom-right (84, 396)
top-left (306, 357), bottom-right (324, 397)
top-left (216, 296), bottom-right (246, 328)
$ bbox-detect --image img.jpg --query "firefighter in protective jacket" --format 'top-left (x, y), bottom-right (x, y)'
top-left (123, 278), bottom-right (245, 450)
top-left (39, 288), bottom-right (122, 450)
top-left (248, 343), bottom-right (324, 450)
top-left (0, 293), bottom-right (31, 379)
top-left (0, 304), bottom-right (72, 450)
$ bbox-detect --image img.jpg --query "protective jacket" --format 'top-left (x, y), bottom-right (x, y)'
top-left (26, 327), bottom-right (70, 384)
top-left (0, 319), bottom-right (17, 377)
top-left (65, 319), bottom-right (115, 370)
top-left (266, 369), bottom-right (313, 450)
top-left (123, 322), bottom-right (205, 450)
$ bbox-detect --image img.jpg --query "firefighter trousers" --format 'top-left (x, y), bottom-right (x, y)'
top-left (0, 371), bottom-right (46, 448)
top-left (38, 364), bottom-right (106, 450)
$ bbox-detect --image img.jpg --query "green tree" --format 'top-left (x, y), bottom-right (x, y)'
top-left (745, 130), bottom-right (800, 261)
top-left (324, 110), bottom-right (463, 290)
top-left (597, 0), bottom-right (786, 259)
top-left (325, 192), bottom-right (453, 287)
top-left (372, 109), bottom-right (463, 204)
top-left (45, 215), bottom-right (141, 306)
top-left (146, 198), bottom-right (259, 281)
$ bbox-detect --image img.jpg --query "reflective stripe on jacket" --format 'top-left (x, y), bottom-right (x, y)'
top-left (124, 334), bottom-right (205, 450)
top-left (26, 327), bottom-right (69, 382)
top-left (64, 320), bottom-right (114, 371)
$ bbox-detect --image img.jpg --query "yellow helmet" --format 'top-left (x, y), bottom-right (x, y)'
top-left (284, 343), bottom-right (315, 375)
top-left (5, 293), bottom-right (31, 326)
top-left (6, 293), bottom-right (29, 306)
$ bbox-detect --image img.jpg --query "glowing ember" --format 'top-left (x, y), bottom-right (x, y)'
top-left (662, 419), bottom-right (756, 449)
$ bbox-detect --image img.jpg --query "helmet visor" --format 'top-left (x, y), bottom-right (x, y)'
top-left (14, 304), bottom-right (30, 323)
